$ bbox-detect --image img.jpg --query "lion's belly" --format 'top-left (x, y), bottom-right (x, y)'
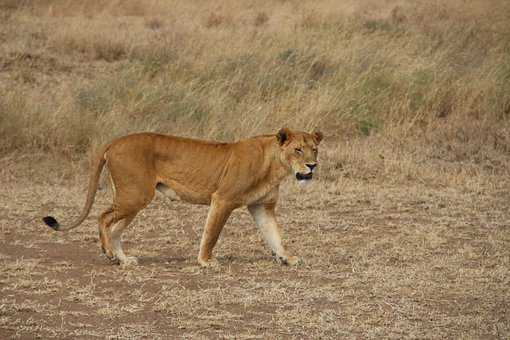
top-left (156, 182), bottom-right (212, 205)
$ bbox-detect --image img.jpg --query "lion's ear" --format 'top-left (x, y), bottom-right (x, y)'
top-left (312, 130), bottom-right (323, 144)
top-left (276, 127), bottom-right (291, 145)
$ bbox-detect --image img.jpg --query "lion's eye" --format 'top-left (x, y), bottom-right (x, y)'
top-left (313, 148), bottom-right (318, 154)
top-left (295, 148), bottom-right (303, 155)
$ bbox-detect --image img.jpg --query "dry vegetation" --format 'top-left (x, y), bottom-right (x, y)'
top-left (0, 0), bottom-right (509, 339)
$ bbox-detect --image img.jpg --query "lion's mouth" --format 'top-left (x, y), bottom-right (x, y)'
top-left (296, 172), bottom-right (313, 181)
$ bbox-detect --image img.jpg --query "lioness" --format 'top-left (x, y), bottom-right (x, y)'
top-left (43, 128), bottom-right (323, 267)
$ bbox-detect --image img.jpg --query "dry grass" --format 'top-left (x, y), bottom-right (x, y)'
top-left (1, 0), bottom-right (510, 339)
top-left (1, 157), bottom-right (509, 339)
top-left (1, 0), bottom-right (509, 156)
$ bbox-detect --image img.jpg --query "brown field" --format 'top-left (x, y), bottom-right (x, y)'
top-left (1, 0), bottom-right (509, 339)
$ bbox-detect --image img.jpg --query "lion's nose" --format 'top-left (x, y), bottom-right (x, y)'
top-left (306, 163), bottom-right (317, 171)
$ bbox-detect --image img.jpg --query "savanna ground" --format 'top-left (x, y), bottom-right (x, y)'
top-left (1, 0), bottom-right (509, 338)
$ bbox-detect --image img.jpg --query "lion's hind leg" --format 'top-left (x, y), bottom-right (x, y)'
top-left (98, 170), bottom-right (118, 260)
top-left (106, 187), bottom-right (154, 267)
top-left (110, 213), bottom-right (138, 267)
top-left (101, 153), bottom-right (156, 266)
top-left (98, 207), bottom-right (116, 261)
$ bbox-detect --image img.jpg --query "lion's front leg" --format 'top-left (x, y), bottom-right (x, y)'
top-left (248, 203), bottom-right (301, 266)
top-left (198, 198), bottom-right (234, 267)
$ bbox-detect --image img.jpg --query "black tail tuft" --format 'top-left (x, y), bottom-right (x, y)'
top-left (43, 216), bottom-right (60, 231)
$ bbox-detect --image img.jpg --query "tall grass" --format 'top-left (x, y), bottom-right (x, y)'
top-left (1, 0), bottom-right (509, 185)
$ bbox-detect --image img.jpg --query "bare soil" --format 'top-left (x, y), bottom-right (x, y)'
top-left (1, 155), bottom-right (508, 339)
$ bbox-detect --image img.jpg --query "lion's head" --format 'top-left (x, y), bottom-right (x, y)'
top-left (276, 128), bottom-right (323, 183)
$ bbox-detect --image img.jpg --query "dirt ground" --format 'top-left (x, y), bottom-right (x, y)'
top-left (0, 155), bottom-right (508, 339)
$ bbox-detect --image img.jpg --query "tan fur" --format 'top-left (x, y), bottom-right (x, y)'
top-left (45, 128), bottom-right (323, 267)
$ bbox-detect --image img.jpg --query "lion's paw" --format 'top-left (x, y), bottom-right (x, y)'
top-left (285, 255), bottom-right (303, 266)
top-left (273, 252), bottom-right (302, 266)
top-left (101, 246), bottom-right (116, 261)
top-left (198, 257), bottom-right (219, 268)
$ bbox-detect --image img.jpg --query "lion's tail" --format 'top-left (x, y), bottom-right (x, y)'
top-left (43, 147), bottom-right (108, 232)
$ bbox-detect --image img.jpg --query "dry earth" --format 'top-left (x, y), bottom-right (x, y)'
top-left (0, 154), bottom-right (508, 339)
